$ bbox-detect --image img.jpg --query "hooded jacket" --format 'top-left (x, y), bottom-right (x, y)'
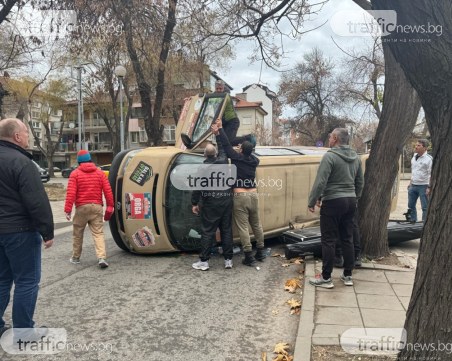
top-left (308, 145), bottom-right (364, 208)
top-left (216, 128), bottom-right (259, 189)
top-left (0, 140), bottom-right (54, 240)
top-left (64, 162), bottom-right (114, 212)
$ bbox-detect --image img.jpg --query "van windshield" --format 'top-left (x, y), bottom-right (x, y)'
top-left (164, 153), bottom-right (205, 251)
top-left (191, 94), bottom-right (225, 144)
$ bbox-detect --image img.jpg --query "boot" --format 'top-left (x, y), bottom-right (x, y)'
top-left (242, 251), bottom-right (257, 267)
top-left (255, 248), bottom-right (266, 262)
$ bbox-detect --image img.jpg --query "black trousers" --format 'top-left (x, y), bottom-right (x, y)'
top-left (199, 197), bottom-right (233, 261)
top-left (320, 197), bottom-right (356, 279)
top-left (335, 210), bottom-right (361, 258)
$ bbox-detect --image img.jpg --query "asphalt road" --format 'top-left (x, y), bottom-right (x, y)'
top-left (0, 227), bottom-right (302, 361)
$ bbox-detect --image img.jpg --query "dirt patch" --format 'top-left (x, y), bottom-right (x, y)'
top-left (44, 183), bottom-right (66, 201)
top-left (312, 346), bottom-right (396, 361)
top-left (361, 253), bottom-right (404, 268)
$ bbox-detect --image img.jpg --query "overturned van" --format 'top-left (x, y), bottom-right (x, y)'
top-left (108, 93), bottom-right (394, 254)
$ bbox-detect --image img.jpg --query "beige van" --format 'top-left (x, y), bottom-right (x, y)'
top-left (108, 93), bottom-right (395, 254)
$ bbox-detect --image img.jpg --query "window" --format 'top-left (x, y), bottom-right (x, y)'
top-left (32, 101), bottom-right (40, 108)
top-left (139, 130), bottom-right (147, 142)
top-left (31, 110), bottom-right (41, 119)
top-left (163, 125), bottom-right (176, 142)
top-left (32, 121), bottom-right (41, 129)
top-left (131, 107), bottom-right (144, 118)
top-left (130, 132), bottom-right (139, 143)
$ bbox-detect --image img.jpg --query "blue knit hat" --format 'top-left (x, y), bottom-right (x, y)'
top-left (77, 150), bottom-right (91, 163)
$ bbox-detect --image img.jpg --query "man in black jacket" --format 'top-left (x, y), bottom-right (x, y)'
top-left (0, 118), bottom-right (54, 341)
top-left (191, 144), bottom-right (234, 270)
top-left (211, 120), bottom-right (266, 267)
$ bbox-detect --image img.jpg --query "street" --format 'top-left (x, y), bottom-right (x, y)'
top-left (0, 226), bottom-right (302, 361)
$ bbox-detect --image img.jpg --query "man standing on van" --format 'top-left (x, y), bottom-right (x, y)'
top-left (407, 139), bottom-right (432, 222)
top-left (308, 128), bottom-right (364, 288)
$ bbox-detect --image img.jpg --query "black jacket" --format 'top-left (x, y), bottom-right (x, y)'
top-left (0, 140), bottom-right (54, 240)
top-left (191, 155), bottom-right (232, 206)
top-left (216, 128), bottom-right (259, 189)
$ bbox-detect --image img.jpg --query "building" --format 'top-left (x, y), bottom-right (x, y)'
top-left (0, 76), bottom-right (65, 167)
top-left (239, 83), bottom-right (278, 132)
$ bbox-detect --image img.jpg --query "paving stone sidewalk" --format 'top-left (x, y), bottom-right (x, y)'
top-left (293, 259), bottom-right (416, 360)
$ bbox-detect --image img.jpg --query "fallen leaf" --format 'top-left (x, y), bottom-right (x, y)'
top-left (281, 263), bottom-right (291, 267)
top-left (273, 342), bottom-right (290, 355)
top-left (290, 308), bottom-right (301, 315)
top-left (287, 298), bottom-right (301, 309)
top-left (271, 253), bottom-right (282, 257)
top-left (272, 310), bottom-right (279, 316)
top-left (262, 351), bottom-right (267, 361)
top-left (292, 258), bottom-right (304, 264)
top-left (284, 278), bottom-right (301, 293)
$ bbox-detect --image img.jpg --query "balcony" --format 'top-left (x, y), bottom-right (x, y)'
top-left (57, 142), bottom-right (112, 152)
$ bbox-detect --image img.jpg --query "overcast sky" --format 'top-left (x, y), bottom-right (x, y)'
top-left (219, 0), bottom-right (371, 111)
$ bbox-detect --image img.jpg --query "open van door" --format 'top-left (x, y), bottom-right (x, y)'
top-left (175, 93), bottom-right (229, 151)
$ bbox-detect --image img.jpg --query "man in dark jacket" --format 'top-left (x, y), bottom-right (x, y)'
top-left (191, 144), bottom-right (234, 270)
top-left (308, 128), bottom-right (364, 289)
top-left (211, 120), bottom-right (266, 267)
top-left (0, 118), bottom-right (54, 339)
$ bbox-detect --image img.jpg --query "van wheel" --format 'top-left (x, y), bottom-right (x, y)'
top-left (108, 150), bottom-right (132, 252)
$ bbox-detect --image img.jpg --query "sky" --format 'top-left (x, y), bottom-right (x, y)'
top-left (219, 0), bottom-right (373, 114)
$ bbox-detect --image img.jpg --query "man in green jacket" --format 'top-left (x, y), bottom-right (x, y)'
top-left (307, 128), bottom-right (364, 289)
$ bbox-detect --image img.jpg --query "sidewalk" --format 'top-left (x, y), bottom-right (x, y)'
top-left (293, 257), bottom-right (416, 360)
top-left (50, 200), bottom-right (72, 229)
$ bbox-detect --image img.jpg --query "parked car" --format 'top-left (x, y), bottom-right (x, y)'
top-left (62, 165), bottom-right (78, 178)
top-left (99, 164), bottom-right (111, 178)
top-left (33, 161), bottom-right (50, 183)
top-left (45, 166), bottom-right (61, 172)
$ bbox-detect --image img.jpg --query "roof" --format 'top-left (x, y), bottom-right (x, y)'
top-left (233, 97), bottom-right (268, 115)
top-left (242, 83), bottom-right (277, 99)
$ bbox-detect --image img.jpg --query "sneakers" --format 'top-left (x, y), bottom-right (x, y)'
top-left (69, 257), bottom-right (80, 264)
top-left (340, 274), bottom-right (354, 286)
top-left (98, 258), bottom-right (109, 268)
top-left (309, 275), bottom-right (334, 289)
top-left (224, 259), bottom-right (233, 269)
top-left (192, 260), bottom-right (209, 271)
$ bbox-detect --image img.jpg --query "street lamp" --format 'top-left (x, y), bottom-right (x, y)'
top-left (114, 65), bottom-right (127, 151)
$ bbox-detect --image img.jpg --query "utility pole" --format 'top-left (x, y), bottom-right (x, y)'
top-left (76, 66), bottom-right (83, 151)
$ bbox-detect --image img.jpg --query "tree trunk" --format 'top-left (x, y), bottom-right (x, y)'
top-left (370, 1), bottom-right (452, 359)
top-left (152, 0), bottom-right (178, 146)
top-left (121, 7), bottom-right (155, 146)
top-left (358, 45), bottom-right (421, 258)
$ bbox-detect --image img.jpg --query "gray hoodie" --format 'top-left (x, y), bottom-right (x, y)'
top-left (308, 145), bottom-right (364, 208)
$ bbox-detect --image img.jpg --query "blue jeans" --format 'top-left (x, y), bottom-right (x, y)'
top-left (408, 184), bottom-right (429, 222)
top-left (0, 231), bottom-right (42, 329)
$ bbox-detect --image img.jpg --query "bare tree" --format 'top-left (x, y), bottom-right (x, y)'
top-left (338, 37), bottom-right (384, 120)
top-left (278, 48), bottom-right (353, 145)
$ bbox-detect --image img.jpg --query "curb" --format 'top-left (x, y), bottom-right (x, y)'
top-left (293, 258), bottom-right (316, 361)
